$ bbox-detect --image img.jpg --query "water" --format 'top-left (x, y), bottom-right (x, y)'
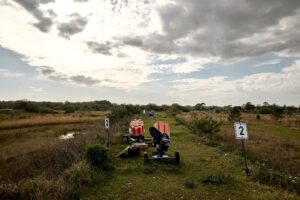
top-left (58, 132), bottom-right (75, 140)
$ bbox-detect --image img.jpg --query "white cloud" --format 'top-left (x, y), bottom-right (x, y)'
top-left (28, 86), bottom-right (44, 92)
top-left (254, 59), bottom-right (281, 67)
top-left (0, 69), bottom-right (23, 77)
top-left (0, 0), bottom-right (164, 89)
top-left (1, 0), bottom-right (300, 105)
top-left (170, 60), bottom-right (300, 105)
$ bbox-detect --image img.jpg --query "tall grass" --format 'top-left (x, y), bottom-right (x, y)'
top-left (0, 114), bottom-right (105, 130)
top-left (176, 111), bottom-right (300, 195)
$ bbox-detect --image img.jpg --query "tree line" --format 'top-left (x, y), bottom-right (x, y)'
top-left (0, 100), bottom-right (299, 115)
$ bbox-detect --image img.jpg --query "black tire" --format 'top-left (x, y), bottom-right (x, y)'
top-left (137, 135), bottom-right (145, 142)
top-left (122, 136), bottom-right (129, 144)
top-left (175, 152), bottom-right (180, 164)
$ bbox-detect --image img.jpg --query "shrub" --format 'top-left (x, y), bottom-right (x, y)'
top-left (0, 182), bottom-right (20, 200)
top-left (228, 106), bottom-right (241, 123)
top-left (271, 107), bottom-right (284, 121)
top-left (84, 144), bottom-right (108, 168)
top-left (184, 179), bottom-right (195, 189)
top-left (62, 161), bottom-right (93, 191)
top-left (202, 174), bottom-right (234, 185)
top-left (166, 104), bottom-right (181, 117)
top-left (189, 117), bottom-right (220, 138)
top-left (18, 177), bottom-right (63, 200)
top-left (109, 105), bottom-right (129, 123)
top-left (253, 166), bottom-right (300, 195)
top-left (14, 101), bottom-right (41, 113)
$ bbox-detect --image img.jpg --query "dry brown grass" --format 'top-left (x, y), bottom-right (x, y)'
top-left (0, 123), bottom-right (103, 182)
top-left (180, 110), bottom-right (300, 130)
top-left (217, 126), bottom-right (300, 177)
top-left (177, 111), bottom-right (300, 177)
top-left (0, 111), bottom-right (108, 130)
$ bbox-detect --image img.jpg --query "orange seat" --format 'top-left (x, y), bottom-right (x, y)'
top-left (130, 119), bottom-right (145, 136)
top-left (154, 121), bottom-right (170, 136)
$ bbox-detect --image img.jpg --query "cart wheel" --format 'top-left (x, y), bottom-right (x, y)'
top-left (137, 135), bottom-right (145, 142)
top-left (122, 136), bottom-right (129, 144)
top-left (175, 152), bottom-right (180, 164)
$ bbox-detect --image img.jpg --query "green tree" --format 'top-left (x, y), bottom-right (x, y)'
top-left (228, 106), bottom-right (242, 123)
top-left (190, 117), bottom-right (221, 139)
top-left (194, 103), bottom-right (206, 110)
top-left (244, 102), bottom-right (255, 112)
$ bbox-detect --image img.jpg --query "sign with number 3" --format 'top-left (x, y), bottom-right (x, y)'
top-left (234, 122), bottom-right (248, 139)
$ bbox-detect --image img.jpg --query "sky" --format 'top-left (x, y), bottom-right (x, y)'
top-left (0, 0), bottom-right (300, 106)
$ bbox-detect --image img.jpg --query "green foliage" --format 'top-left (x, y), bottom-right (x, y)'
top-left (244, 102), bottom-right (255, 111)
top-left (184, 179), bottom-right (195, 189)
top-left (194, 103), bottom-right (206, 110)
top-left (271, 106), bottom-right (284, 121)
top-left (18, 178), bottom-right (63, 200)
top-left (254, 166), bottom-right (300, 195)
top-left (62, 161), bottom-right (93, 190)
top-left (14, 100), bottom-right (41, 113)
top-left (202, 174), bottom-right (234, 185)
top-left (258, 106), bottom-right (273, 114)
top-left (215, 109), bottom-right (221, 113)
top-left (228, 106), bottom-right (242, 123)
top-left (109, 105), bottom-right (130, 123)
top-left (166, 104), bottom-right (181, 116)
top-left (84, 144), bottom-right (108, 168)
top-left (189, 117), bottom-right (220, 138)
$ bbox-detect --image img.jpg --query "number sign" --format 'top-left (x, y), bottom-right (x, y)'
top-left (104, 118), bottom-right (110, 130)
top-left (234, 122), bottom-right (248, 139)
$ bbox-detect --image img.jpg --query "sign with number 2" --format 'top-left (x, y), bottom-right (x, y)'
top-left (234, 122), bottom-right (248, 139)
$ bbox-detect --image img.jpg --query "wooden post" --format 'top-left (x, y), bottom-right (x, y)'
top-left (241, 139), bottom-right (249, 176)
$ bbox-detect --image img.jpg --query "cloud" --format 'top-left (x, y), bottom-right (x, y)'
top-left (57, 13), bottom-right (88, 39)
top-left (0, 69), bottom-right (23, 77)
top-left (254, 59), bottom-right (281, 67)
top-left (38, 66), bottom-right (101, 86)
top-left (13, 0), bottom-right (55, 32)
top-left (74, 0), bottom-right (89, 2)
top-left (119, 0), bottom-right (300, 61)
top-left (2, 0), bottom-right (300, 106)
top-left (70, 75), bottom-right (101, 85)
top-left (38, 66), bottom-right (68, 81)
top-left (86, 41), bottom-right (115, 55)
top-left (170, 60), bottom-right (300, 105)
top-left (28, 86), bottom-right (44, 92)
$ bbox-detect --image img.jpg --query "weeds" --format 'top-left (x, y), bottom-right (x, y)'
top-left (189, 117), bottom-right (221, 138)
top-left (84, 144), bottom-right (110, 169)
top-left (201, 174), bottom-right (234, 185)
top-left (184, 179), bottom-right (196, 189)
top-left (253, 166), bottom-right (300, 195)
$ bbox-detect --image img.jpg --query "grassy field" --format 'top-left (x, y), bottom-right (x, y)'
top-left (0, 111), bottom-right (299, 199)
top-left (83, 112), bottom-right (299, 200)
top-left (178, 111), bottom-right (300, 177)
top-left (0, 111), bottom-right (106, 183)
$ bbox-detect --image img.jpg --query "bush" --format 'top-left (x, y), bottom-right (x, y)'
top-left (202, 174), bottom-right (234, 185)
top-left (189, 117), bottom-right (221, 138)
top-left (62, 161), bottom-right (93, 191)
top-left (14, 101), bottom-right (41, 113)
top-left (109, 105), bottom-right (129, 123)
top-left (84, 144), bottom-right (108, 168)
top-left (184, 179), bottom-right (195, 189)
top-left (254, 166), bottom-right (300, 195)
top-left (18, 178), bottom-right (63, 200)
top-left (0, 182), bottom-right (20, 200)
top-left (271, 107), bottom-right (284, 121)
top-left (228, 106), bottom-right (241, 123)
top-left (166, 104), bottom-right (181, 117)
